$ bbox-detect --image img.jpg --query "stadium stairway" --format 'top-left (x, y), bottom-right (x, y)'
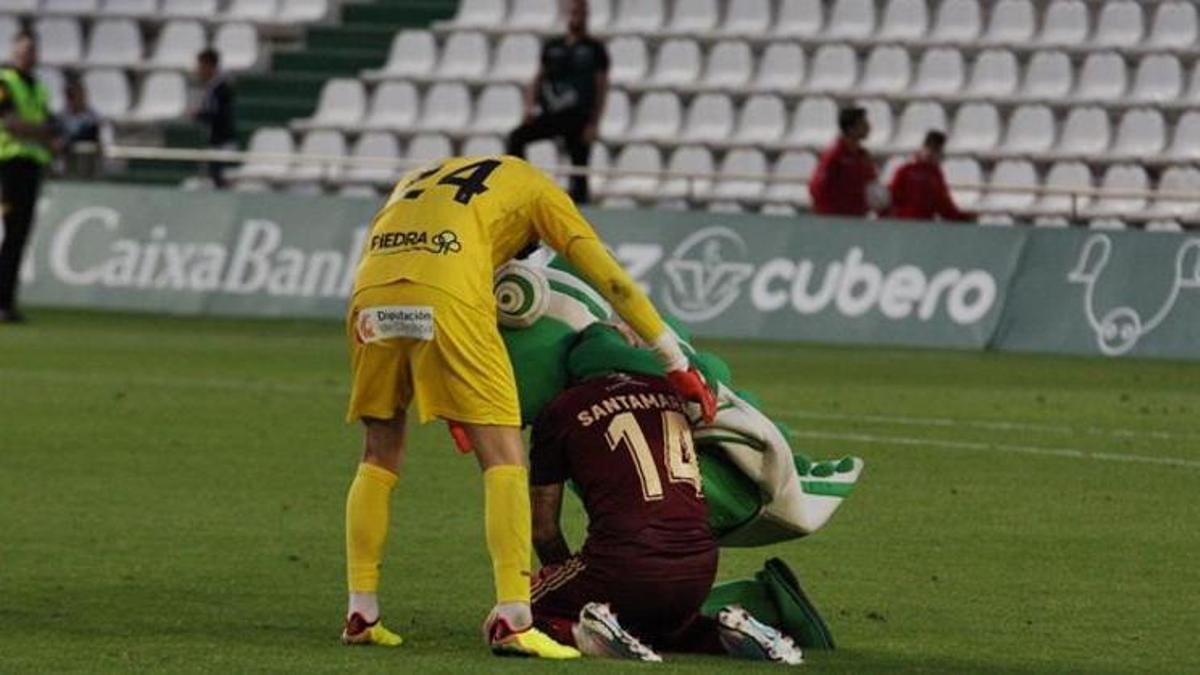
top-left (123, 0), bottom-right (458, 186)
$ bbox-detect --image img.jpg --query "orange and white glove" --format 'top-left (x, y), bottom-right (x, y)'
top-left (665, 367), bottom-right (717, 424)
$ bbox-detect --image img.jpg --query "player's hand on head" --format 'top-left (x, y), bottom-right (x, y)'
top-left (666, 367), bottom-right (717, 424)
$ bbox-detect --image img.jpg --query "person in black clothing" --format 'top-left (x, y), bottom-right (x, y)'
top-left (0, 31), bottom-right (57, 323)
top-left (191, 48), bottom-right (236, 188)
top-left (59, 76), bottom-right (102, 179)
top-left (506, 0), bottom-right (608, 204)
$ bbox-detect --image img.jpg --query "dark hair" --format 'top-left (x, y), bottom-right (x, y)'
top-left (838, 107), bottom-right (867, 134)
top-left (197, 48), bottom-right (220, 67)
top-left (923, 130), bottom-right (947, 151)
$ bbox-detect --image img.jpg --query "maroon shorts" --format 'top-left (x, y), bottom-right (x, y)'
top-left (531, 551), bottom-right (720, 652)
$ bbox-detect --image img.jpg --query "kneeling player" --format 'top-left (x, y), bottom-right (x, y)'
top-left (528, 365), bottom-right (804, 664)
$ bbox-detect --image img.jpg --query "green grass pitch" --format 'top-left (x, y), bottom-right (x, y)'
top-left (2, 309), bottom-right (1198, 673)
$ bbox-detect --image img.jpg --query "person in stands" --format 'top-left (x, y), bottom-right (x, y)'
top-left (808, 106), bottom-right (880, 218)
top-left (888, 131), bottom-right (976, 223)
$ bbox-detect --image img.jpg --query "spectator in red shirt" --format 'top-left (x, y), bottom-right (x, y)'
top-left (808, 106), bottom-right (879, 217)
top-left (888, 131), bottom-right (976, 223)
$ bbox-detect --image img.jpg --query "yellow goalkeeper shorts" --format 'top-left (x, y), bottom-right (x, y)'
top-left (345, 281), bottom-right (521, 427)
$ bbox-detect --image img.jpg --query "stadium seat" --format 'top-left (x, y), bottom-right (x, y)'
top-left (1166, 111), bottom-right (1200, 161)
top-left (0, 0), bottom-right (39, 11)
top-left (891, 101), bottom-right (947, 151)
top-left (713, 148), bottom-right (768, 202)
top-left (290, 129), bottom-right (346, 183)
top-left (775, 0), bottom-right (823, 37)
top-left (607, 36), bottom-right (647, 85)
top-left (370, 30), bottom-right (436, 80)
top-left (1152, 167), bottom-right (1200, 219)
top-left (911, 48), bottom-right (965, 97)
top-left (343, 131), bottom-right (400, 186)
top-left (1039, 0), bottom-right (1089, 47)
top-left (83, 68), bottom-right (130, 119)
top-left (525, 140), bottom-right (558, 176)
top-left (942, 157), bottom-right (983, 208)
top-left (1021, 51), bottom-right (1072, 101)
top-left (765, 151), bottom-right (817, 205)
top-left (979, 159), bottom-right (1037, 212)
top-left (442, 0), bottom-right (505, 29)
top-left (0, 16), bottom-right (15, 57)
top-left (1074, 52), bottom-right (1127, 102)
top-left (1145, 219), bottom-right (1183, 233)
top-left (437, 32), bottom-right (490, 80)
top-left (586, 142), bottom-right (609, 196)
top-left (609, 0), bottom-right (665, 34)
top-left (471, 84), bottom-right (522, 134)
top-left (680, 93), bottom-right (734, 142)
top-left (236, 127), bottom-right (293, 181)
top-left (753, 43), bottom-right (804, 92)
top-left (858, 98), bottom-right (894, 146)
top-left (1089, 164), bottom-right (1148, 216)
top-left (807, 45), bottom-right (858, 93)
top-left (461, 134), bottom-right (505, 157)
top-left (36, 66), bottom-right (65, 113)
top-left (667, 0), bottom-right (717, 35)
top-left (223, 0), bottom-right (277, 22)
top-left (363, 81), bottom-right (419, 131)
top-left (660, 146), bottom-right (714, 199)
top-left (35, 18), bottom-right (84, 67)
top-left (151, 21), bottom-right (206, 70)
top-left (931, 0), bottom-right (983, 43)
top-left (1093, 0), bottom-right (1143, 48)
top-left (880, 154), bottom-right (908, 184)
top-left (214, 23), bottom-right (260, 72)
top-left (1087, 218), bottom-right (1127, 231)
top-left (878, 0), bottom-right (928, 42)
top-left (1110, 109), bottom-right (1166, 158)
top-left (418, 83), bottom-right (471, 133)
top-left (827, 0), bottom-right (875, 40)
top-left (1129, 55), bottom-right (1182, 104)
top-left (720, 0), bottom-right (770, 37)
top-left (786, 96), bottom-right (837, 149)
top-left (586, 0), bottom-right (611, 31)
top-left (162, 0), bottom-right (215, 19)
top-left (700, 41), bottom-right (752, 91)
top-left (983, 0), bottom-right (1035, 44)
top-left (605, 143), bottom-right (662, 198)
top-left (858, 46), bottom-right (912, 95)
top-left (129, 70), bottom-right (186, 122)
top-left (625, 91), bottom-right (681, 141)
top-left (298, 78), bottom-right (366, 130)
top-left (1146, 1), bottom-right (1198, 49)
top-left (966, 49), bottom-right (1019, 98)
top-left (649, 39), bottom-right (702, 87)
top-left (733, 93), bottom-right (787, 145)
top-left (1000, 105), bottom-right (1056, 155)
top-left (43, 0), bottom-right (97, 15)
top-left (278, 0), bottom-right (328, 22)
top-left (1038, 161), bottom-right (1092, 214)
top-left (508, 0), bottom-right (557, 31)
top-left (405, 133), bottom-right (453, 163)
top-left (1055, 107), bottom-right (1111, 157)
top-left (598, 88), bottom-right (629, 139)
top-left (85, 19), bottom-right (141, 67)
top-left (946, 103), bottom-right (1000, 152)
top-left (491, 33), bottom-right (540, 83)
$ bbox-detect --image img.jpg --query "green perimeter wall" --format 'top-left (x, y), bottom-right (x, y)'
top-left (16, 182), bottom-right (1200, 360)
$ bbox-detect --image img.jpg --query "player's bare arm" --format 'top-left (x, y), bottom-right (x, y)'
top-left (530, 483), bottom-right (571, 567)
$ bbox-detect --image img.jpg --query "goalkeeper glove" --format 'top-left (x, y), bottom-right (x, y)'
top-left (666, 367), bottom-right (717, 424)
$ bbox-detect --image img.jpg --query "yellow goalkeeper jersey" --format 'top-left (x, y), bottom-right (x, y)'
top-left (354, 156), bottom-right (676, 355)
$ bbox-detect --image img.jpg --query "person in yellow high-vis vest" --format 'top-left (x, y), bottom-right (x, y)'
top-left (0, 31), bottom-right (56, 323)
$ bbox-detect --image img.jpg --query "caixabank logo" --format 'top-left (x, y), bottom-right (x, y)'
top-left (1069, 234), bottom-right (1200, 356)
top-left (654, 225), bottom-right (998, 327)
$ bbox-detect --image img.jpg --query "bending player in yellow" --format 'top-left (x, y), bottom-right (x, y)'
top-left (341, 155), bottom-right (716, 657)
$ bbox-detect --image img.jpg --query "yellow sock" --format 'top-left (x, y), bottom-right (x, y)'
top-left (346, 462), bottom-right (398, 593)
top-left (483, 465), bottom-right (532, 605)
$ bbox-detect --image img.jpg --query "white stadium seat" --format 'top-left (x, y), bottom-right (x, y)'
top-left (1129, 55), bottom-right (1182, 104)
top-left (608, 36), bottom-right (647, 85)
top-left (1021, 51), bottom-right (1073, 101)
top-left (291, 130), bottom-right (346, 183)
top-left (238, 128), bottom-right (293, 181)
top-left (406, 133), bottom-right (453, 163)
top-left (966, 49), bottom-right (1019, 98)
top-left (880, 154), bottom-right (908, 185)
top-left (162, 0), bottom-right (215, 19)
top-left (1001, 105), bottom-right (1056, 155)
top-left (1074, 52), bottom-right (1127, 102)
top-left (1146, 1), bottom-right (1198, 49)
top-left (471, 84), bottom-right (521, 134)
top-left (946, 103), bottom-right (1000, 153)
top-left (278, 0), bottom-right (329, 22)
top-left (980, 159), bottom-right (1037, 211)
top-left (437, 32), bottom-right (489, 80)
top-left (713, 148), bottom-right (768, 202)
top-left (701, 41), bottom-right (753, 91)
top-left (858, 46), bottom-right (911, 95)
top-left (858, 98), bottom-right (894, 147)
top-left (44, 0), bottom-right (97, 15)
top-left (130, 70), bottom-right (186, 122)
top-left (721, 0), bottom-right (770, 37)
top-left (373, 30), bottom-right (436, 80)
top-left (1110, 109), bottom-right (1166, 158)
top-left (606, 144), bottom-right (662, 198)
top-left (86, 19), bottom-right (141, 67)
top-left (36, 66), bottom-right (65, 113)
top-left (733, 94), bottom-right (787, 145)
top-left (931, 0), bottom-right (983, 43)
top-left (609, 0), bottom-right (665, 34)
top-left (942, 157), bottom-right (983, 208)
top-left (680, 93), bottom-right (734, 142)
top-left (1093, 0), bottom-right (1143, 48)
top-left (151, 21), bottom-right (206, 70)
top-left (660, 146), bottom-right (714, 200)
top-left (827, 0), bottom-right (875, 40)
top-left (1089, 164), bottom-right (1148, 217)
top-left (83, 68), bottom-right (130, 118)
top-left (302, 78), bottom-right (366, 129)
top-left (667, 0), bottom-right (717, 35)
top-left (983, 0), bottom-right (1035, 44)
top-left (1153, 167), bottom-right (1200, 219)
top-left (753, 43), bottom-right (805, 92)
top-left (223, 0), bottom-right (278, 22)
top-left (911, 48), bottom-right (965, 96)
top-left (36, 18), bottom-right (84, 66)
top-left (0, 0), bottom-right (38, 11)
top-left (0, 17), bottom-right (15, 57)
top-left (807, 45), bottom-right (858, 93)
top-left (461, 134), bottom-right (505, 157)
top-left (1166, 111), bottom-right (1200, 161)
top-left (626, 91), bottom-right (682, 141)
top-left (1040, 0), bottom-right (1089, 47)
top-left (363, 81), bottom-right (419, 131)
top-left (1056, 107), bottom-right (1111, 157)
top-left (765, 151), bottom-right (817, 205)
top-left (1038, 161), bottom-right (1092, 214)
top-left (215, 23), bottom-right (260, 71)
top-left (878, 0), bottom-right (928, 42)
top-left (775, 0), bottom-right (823, 37)
top-left (491, 33), bottom-right (540, 83)
top-left (344, 131), bottom-right (400, 186)
top-left (444, 0), bottom-right (505, 29)
top-left (650, 39), bottom-right (702, 87)
top-left (598, 88), bottom-right (629, 139)
top-left (891, 101), bottom-right (947, 151)
top-left (419, 83), bottom-right (471, 132)
top-left (508, 0), bottom-right (557, 31)
top-left (587, 142), bottom-right (609, 196)
top-left (786, 96), bottom-right (837, 148)
top-left (586, 0), bottom-right (611, 31)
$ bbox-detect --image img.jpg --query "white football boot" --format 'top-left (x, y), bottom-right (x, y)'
top-left (717, 605), bottom-right (804, 665)
top-left (572, 602), bottom-right (663, 662)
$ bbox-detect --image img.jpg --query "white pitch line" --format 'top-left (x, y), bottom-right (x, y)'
top-left (789, 429), bottom-right (1200, 470)
top-left (780, 409), bottom-right (1200, 443)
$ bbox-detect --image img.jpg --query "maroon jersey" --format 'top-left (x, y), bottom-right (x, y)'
top-left (531, 372), bottom-right (717, 580)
